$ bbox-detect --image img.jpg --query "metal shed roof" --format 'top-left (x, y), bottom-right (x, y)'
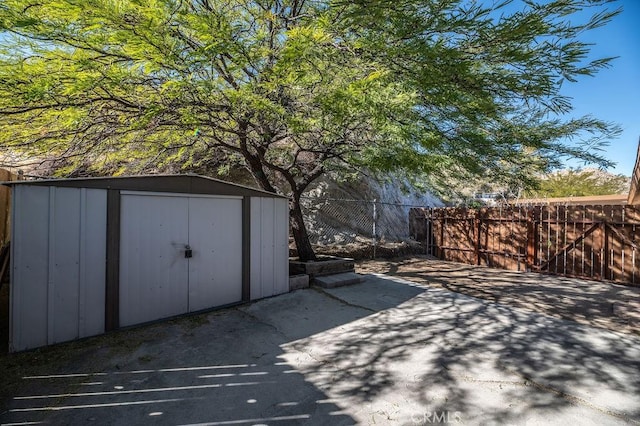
top-left (2, 174), bottom-right (287, 198)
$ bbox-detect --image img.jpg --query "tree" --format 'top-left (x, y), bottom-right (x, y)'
top-left (528, 168), bottom-right (630, 198)
top-left (0, 0), bottom-right (621, 260)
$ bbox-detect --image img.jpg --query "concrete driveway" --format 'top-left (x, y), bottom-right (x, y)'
top-left (1, 274), bottom-right (639, 425)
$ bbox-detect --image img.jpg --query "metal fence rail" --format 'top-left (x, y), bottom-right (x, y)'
top-left (410, 205), bottom-right (640, 286)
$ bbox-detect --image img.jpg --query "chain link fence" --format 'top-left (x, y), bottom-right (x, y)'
top-left (299, 197), bottom-right (435, 259)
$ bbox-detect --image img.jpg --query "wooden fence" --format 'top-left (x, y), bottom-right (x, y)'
top-left (0, 168), bottom-right (19, 284)
top-left (0, 169), bottom-right (19, 248)
top-left (409, 205), bottom-right (640, 286)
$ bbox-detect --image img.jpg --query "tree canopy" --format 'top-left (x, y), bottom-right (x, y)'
top-left (0, 0), bottom-right (622, 259)
top-left (528, 168), bottom-right (630, 198)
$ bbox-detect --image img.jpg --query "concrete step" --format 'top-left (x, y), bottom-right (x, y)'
top-left (313, 272), bottom-right (364, 289)
top-left (289, 274), bottom-right (310, 291)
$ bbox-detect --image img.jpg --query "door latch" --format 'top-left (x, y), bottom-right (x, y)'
top-left (185, 244), bottom-right (193, 259)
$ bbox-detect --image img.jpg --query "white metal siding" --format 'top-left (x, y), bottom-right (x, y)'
top-left (119, 194), bottom-right (190, 327)
top-left (10, 186), bottom-right (107, 352)
top-left (250, 197), bottom-right (289, 300)
top-left (11, 186), bottom-right (49, 351)
top-left (49, 187), bottom-right (81, 344)
top-left (188, 197), bottom-right (242, 311)
top-left (273, 198), bottom-right (290, 296)
top-left (119, 193), bottom-right (243, 327)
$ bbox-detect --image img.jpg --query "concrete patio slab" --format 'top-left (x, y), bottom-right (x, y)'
top-left (357, 256), bottom-right (640, 335)
top-left (1, 273), bottom-right (638, 425)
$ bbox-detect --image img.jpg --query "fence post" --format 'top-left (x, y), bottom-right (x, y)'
top-left (440, 209), bottom-right (445, 260)
top-left (372, 199), bottom-right (377, 259)
top-left (603, 220), bottom-right (610, 281)
top-left (526, 207), bottom-right (537, 271)
top-left (426, 208), bottom-right (432, 256)
top-left (475, 210), bottom-right (481, 265)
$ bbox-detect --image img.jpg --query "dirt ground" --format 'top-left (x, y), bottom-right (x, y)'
top-left (356, 255), bottom-right (640, 336)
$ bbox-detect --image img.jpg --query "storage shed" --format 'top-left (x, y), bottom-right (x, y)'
top-left (4, 175), bottom-right (289, 352)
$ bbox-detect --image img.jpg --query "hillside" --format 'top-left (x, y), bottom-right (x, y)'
top-left (302, 175), bottom-right (443, 246)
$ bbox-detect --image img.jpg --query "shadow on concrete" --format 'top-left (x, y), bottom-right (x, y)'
top-left (0, 283), bottom-right (423, 425)
top-left (357, 257), bottom-right (640, 335)
top-left (1, 273), bottom-right (639, 424)
top-left (288, 274), bottom-right (640, 424)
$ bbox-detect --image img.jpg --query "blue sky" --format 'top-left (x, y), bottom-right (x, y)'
top-left (560, 0), bottom-right (640, 176)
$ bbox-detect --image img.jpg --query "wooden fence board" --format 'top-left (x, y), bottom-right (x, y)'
top-left (409, 204), bottom-right (640, 287)
top-left (0, 169), bottom-right (18, 248)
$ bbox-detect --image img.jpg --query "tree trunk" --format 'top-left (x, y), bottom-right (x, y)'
top-left (241, 141), bottom-right (317, 261)
top-left (290, 195), bottom-right (317, 261)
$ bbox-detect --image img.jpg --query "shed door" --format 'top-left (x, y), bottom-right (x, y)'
top-left (119, 193), bottom-right (242, 327)
top-left (188, 196), bottom-right (243, 311)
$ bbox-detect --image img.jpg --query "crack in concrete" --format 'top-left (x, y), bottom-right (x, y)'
top-left (310, 287), bottom-right (378, 313)
top-left (497, 362), bottom-right (639, 424)
top-left (233, 308), bottom-right (288, 340)
top-left (233, 306), bottom-right (337, 370)
top-left (238, 289), bottom-right (638, 424)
